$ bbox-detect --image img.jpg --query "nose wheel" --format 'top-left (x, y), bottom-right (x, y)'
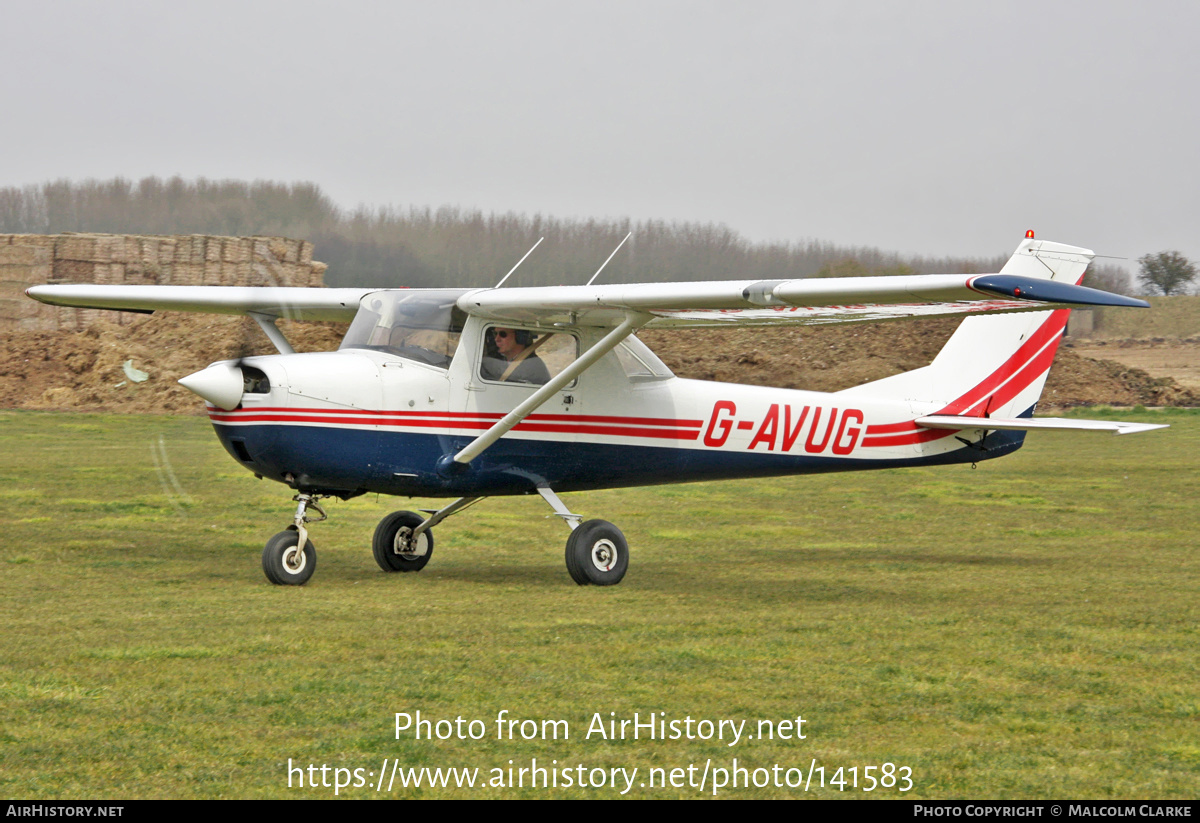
top-left (262, 529), bottom-right (317, 585)
top-left (261, 492), bottom-right (327, 586)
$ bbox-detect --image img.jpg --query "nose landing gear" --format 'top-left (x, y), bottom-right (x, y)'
top-left (262, 529), bottom-right (316, 585)
top-left (261, 493), bottom-right (327, 586)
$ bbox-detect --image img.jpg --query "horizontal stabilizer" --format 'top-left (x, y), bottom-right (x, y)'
top-left (915, 415), bottom-right (1168, 436)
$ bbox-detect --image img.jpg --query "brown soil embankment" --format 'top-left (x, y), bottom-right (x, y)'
top-left (2, 312), bottom-right (1196, 414)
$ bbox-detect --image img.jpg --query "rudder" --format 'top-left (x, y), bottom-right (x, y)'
top-left (845, 237), bottom-right (1094, 419)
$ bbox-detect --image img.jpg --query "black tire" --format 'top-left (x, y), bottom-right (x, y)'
top-left (373, 511), bottom-right (434, 572)
top-left (262, 530), bottom-right (317, 586)
top-left (564, 530), bottom-right (587, 585)
top-left (564, 519), bottom-right (628, 586)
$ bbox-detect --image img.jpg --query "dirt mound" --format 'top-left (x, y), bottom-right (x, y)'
top-left (641, 321), bottom-right (1200, 408)
top-left (1065, 337), bottom-right (1200, 396)
top-left (0, 314), bottom-right (344, 414)
top-left (640, 319), bottom-right (965, 394)
top-left (1, 313), bottom-right (1196, 414)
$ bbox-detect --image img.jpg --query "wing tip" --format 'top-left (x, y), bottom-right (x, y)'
top-left (971, 275), bottom-right (1150, 309)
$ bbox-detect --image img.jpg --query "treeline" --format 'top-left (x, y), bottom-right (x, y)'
top-left (0, 176), bottom-right (1130, 292)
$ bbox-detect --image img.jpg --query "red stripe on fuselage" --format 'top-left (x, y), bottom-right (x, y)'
top-left (864, 420), bottom-right (921, 435)
top-left (210, 406), bottom-right (703, 428)
top-left (861, 309), bottom-right (1068, 447)
top-left (860, 428), bottom-right (950, 448)
top-left (207, 408), bottom-right (702, 441)
top-left (933, 310), bottom-right (1067, 418)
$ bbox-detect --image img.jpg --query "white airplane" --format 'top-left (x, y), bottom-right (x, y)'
top-left (27, 233), bottom-right (1164, 587)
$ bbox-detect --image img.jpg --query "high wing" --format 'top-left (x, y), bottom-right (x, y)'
top-left (459, 272), bottom-right (1147, 328)
top-left (28, 275), bottom-right (1143, 329)
top-left (26, 238), bottom-right (1147, 330)
top-left (461, 238), bottom-right (1147, 327)
top-left (24, 284), bottom-right (374, 322)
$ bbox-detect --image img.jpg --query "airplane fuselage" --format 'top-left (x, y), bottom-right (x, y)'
top-left (206, 335), bottom-right (1023, 500)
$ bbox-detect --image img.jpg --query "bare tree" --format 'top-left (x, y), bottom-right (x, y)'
top-left (1083, 263), bottom-right (1133, 295)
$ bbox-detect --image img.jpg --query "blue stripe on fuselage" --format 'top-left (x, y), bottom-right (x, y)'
top-left (213, 418), bottom-right (1027, 497)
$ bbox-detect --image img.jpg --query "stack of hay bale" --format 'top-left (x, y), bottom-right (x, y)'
top-left (0, 233), bottom-right (328, 331)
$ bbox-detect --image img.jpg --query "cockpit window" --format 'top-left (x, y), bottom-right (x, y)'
top-left (480, 326), bottom-right (578, 386)
top-left (615, 335), bottom-right (673, 379)
top-left (340, 290), bottom-right (467, 369)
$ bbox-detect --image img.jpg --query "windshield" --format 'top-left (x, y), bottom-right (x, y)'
top-left (339, 289), bottom-right (468, 368)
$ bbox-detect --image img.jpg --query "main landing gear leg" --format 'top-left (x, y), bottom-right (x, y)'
top-left (372, 496), bottom-right (485, 573)
top-left (262, 493), bottom-right (328, 586)
top-left (538, 486), bottom-right (629, 587)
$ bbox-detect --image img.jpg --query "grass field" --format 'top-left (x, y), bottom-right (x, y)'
top-left (1, 409), bottom-right (1196, 799)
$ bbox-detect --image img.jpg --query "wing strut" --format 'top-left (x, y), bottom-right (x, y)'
top-left (413, 496), bottom-right (486, 540)
top-left (249, 312), bottom-right (296, 355)
top-left (445, 313), bottom-right (650, 469)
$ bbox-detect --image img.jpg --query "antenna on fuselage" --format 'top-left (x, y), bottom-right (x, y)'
top-left (586, 231), bottom-right (632, 286)
top-left (494, 236), bottom-right (544, 288)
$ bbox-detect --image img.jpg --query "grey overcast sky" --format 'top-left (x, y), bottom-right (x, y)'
top-left (2, 0), bottom-right (1197, 266)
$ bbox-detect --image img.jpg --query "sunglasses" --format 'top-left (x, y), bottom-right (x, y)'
top-left (493, 330), bottom-right (513, 339)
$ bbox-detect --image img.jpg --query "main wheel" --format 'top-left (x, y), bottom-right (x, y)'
top-left (373, 511), bottom-right (434, 572)
top-left (262, 530), bottom-right (317, 586)
top-left (564, 519), bottom-right (629, 586)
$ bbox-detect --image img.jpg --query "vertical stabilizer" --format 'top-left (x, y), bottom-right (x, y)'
top-left (845, 236), bottom-right (1095, 418)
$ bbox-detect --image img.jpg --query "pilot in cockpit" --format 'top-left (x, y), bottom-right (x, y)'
top-left (481, 327), bottom-right (551, 385)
